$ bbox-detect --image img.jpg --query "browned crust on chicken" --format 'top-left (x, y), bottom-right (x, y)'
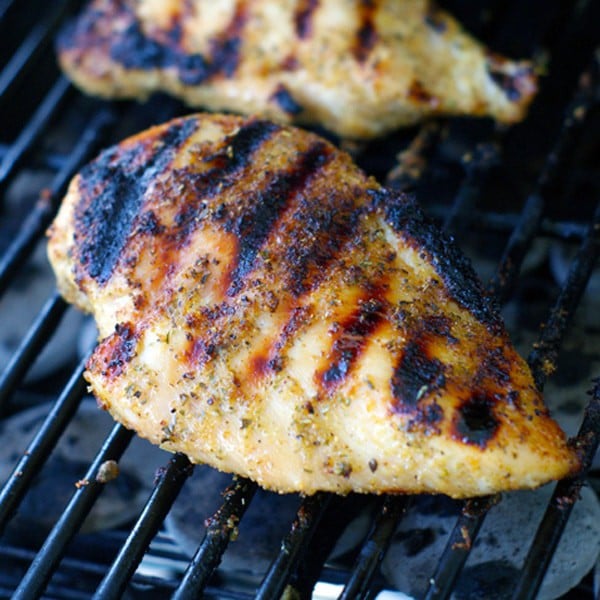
top-left (47, 113), bottom-right (579, 497)
top-left (57, 0), bottom-right (538, 139)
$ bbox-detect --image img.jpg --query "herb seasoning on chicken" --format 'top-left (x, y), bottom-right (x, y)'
top-left (47, 113), bottom-right (579, 497)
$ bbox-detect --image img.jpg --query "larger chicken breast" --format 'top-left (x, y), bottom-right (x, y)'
top-left (47, 113), bottom-right (579, 497)
top-left (57, 0), bottom-right (537, 139)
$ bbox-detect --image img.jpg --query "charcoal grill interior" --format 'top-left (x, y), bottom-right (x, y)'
top-left (0, 1), bottom-right (599, 598)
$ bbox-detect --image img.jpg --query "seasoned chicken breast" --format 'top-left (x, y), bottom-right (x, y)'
top-left (47, 114), bottom-right (579, 497)
top-left (57, 0), bottom-right (537, 139)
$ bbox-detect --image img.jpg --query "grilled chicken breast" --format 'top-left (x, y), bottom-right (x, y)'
top-left (47, 114), bottom-right (579, 497)
top-left (57, 0), bottom-right (537, 139)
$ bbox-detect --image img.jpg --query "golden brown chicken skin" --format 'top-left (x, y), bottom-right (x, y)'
top-left (57, 0), bottom-right (537, 139)
top-left (47, 114), bottom-right (579, 497)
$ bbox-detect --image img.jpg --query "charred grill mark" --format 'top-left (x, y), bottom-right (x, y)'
top-left (376, 189), bottom-right (503, 334)
top-left (208, 1), bottom-right (248, 79)
top-left (251, 352), bottom-right (284, 379)
top-left (353, 0), bottom-right (379, 63)
top-left (270, 83), bottom-right (303, 115)
top-left (319, 296), bottom-right (386, 391)
top-left (250, 305), bottom-right (312, 379)
top-left (284, 193), bottom-right (365, 296)
top-left (421, 314), bottom-right (458, 344)
top-left (184, 303), bottom-right (236, 368)
top-left (226, 141), bottom-right (333, 295)
top-left (390, 337), bottom-right (447, 434)
top-left (277, 305), bottom-right (312, 352)
top-left (452, 393), bottom-right (500, 448)
top-left (74, 118), bottom-right (198, 285)
top-left (94, 322), bottom-right (139, 379)
top-left (390, 340), bottom-right (446, 411)
top-left (208, 119), bottom-right (280, 175)
top-left (170, 119), bottom-right (280, 241)
top-left (71, 1), bottom-right (247, 85)
top-left (294, 0), bottom-right (319, 39)
top-left (136, 210), bottom-right (165, 236)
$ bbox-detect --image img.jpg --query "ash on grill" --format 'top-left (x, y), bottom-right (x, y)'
top-left (0, 1), bottom-right (599, 599)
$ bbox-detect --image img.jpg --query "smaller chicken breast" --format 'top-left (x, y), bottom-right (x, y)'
top-left (47, 113), bottom-right (579, 497)
top-left (57, 0), bottom-right (537, 139)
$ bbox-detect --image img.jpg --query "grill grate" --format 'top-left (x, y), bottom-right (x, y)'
top-left (0, 1), bottom-right (599, 599)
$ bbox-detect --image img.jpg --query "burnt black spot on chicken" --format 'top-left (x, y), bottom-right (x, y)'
top-left (100, 322), bottom-right (138, 378)
top-left (294, 0), bottom-right (320, 39)
top-left (75, 117), bottom-right (198, 285)
top-left (376, 189), bottom-right (503, 334)
top-left (354, 0), bottom-right (379, 63)
top-left (246, 305), bottom-right (311, 380)
top-left (408, 401), bottom-right (444, 433)
top-left (270, 84), bottom-right (304, 115)
top-left (453, 393), bottom-right (500, 448)
top-left (269, 305), bottom-right (313, 370)
top-left (320, 296), bottom-right (386, 390)
top-left (225, 141), bottom-right (333, 295)
top-left (390, 340), bottom-right (446, 411)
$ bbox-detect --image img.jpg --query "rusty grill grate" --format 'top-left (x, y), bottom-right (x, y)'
top-left (0, 1), bottom-right (599, 599)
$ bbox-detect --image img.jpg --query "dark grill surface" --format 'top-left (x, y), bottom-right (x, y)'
top-left (0, 1), bottom-right (599, 599)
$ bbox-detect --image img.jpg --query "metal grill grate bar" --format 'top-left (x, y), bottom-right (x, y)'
top-left (490, 49), bottom-right (600, 303)
top-left (442, 142), bottom-right (500, 234)
top-left (94, 453), bottom-right (193, 600)
top-left (512, 378), bottom-right (600, 600)
top-left (0, 76), bottom-right (72, 190)
top-left (0, 358), bottom-right (87, 535)
top-left (256, 493), bottom-right (332, 599)
top-left (0, 292), bottom-right (67, 412)
top-left (424, 495), bottom-right (498, 600)
top-left (339, 496), bottom-right (411, 600)
top-left (423, 195), bottom-right (600, 599)
top-left (529, 201), bottom-right (600, 390)
top-left (173, 476), bottom-right (257, 599)
top-left (0, 2), bottom-right (70, 105)
top-left (0, 0), bottom-right (16, 22)
top-left (427, 207), bottom-right (590, 242)
top-left (14, 423), bottom-right (134, 599)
